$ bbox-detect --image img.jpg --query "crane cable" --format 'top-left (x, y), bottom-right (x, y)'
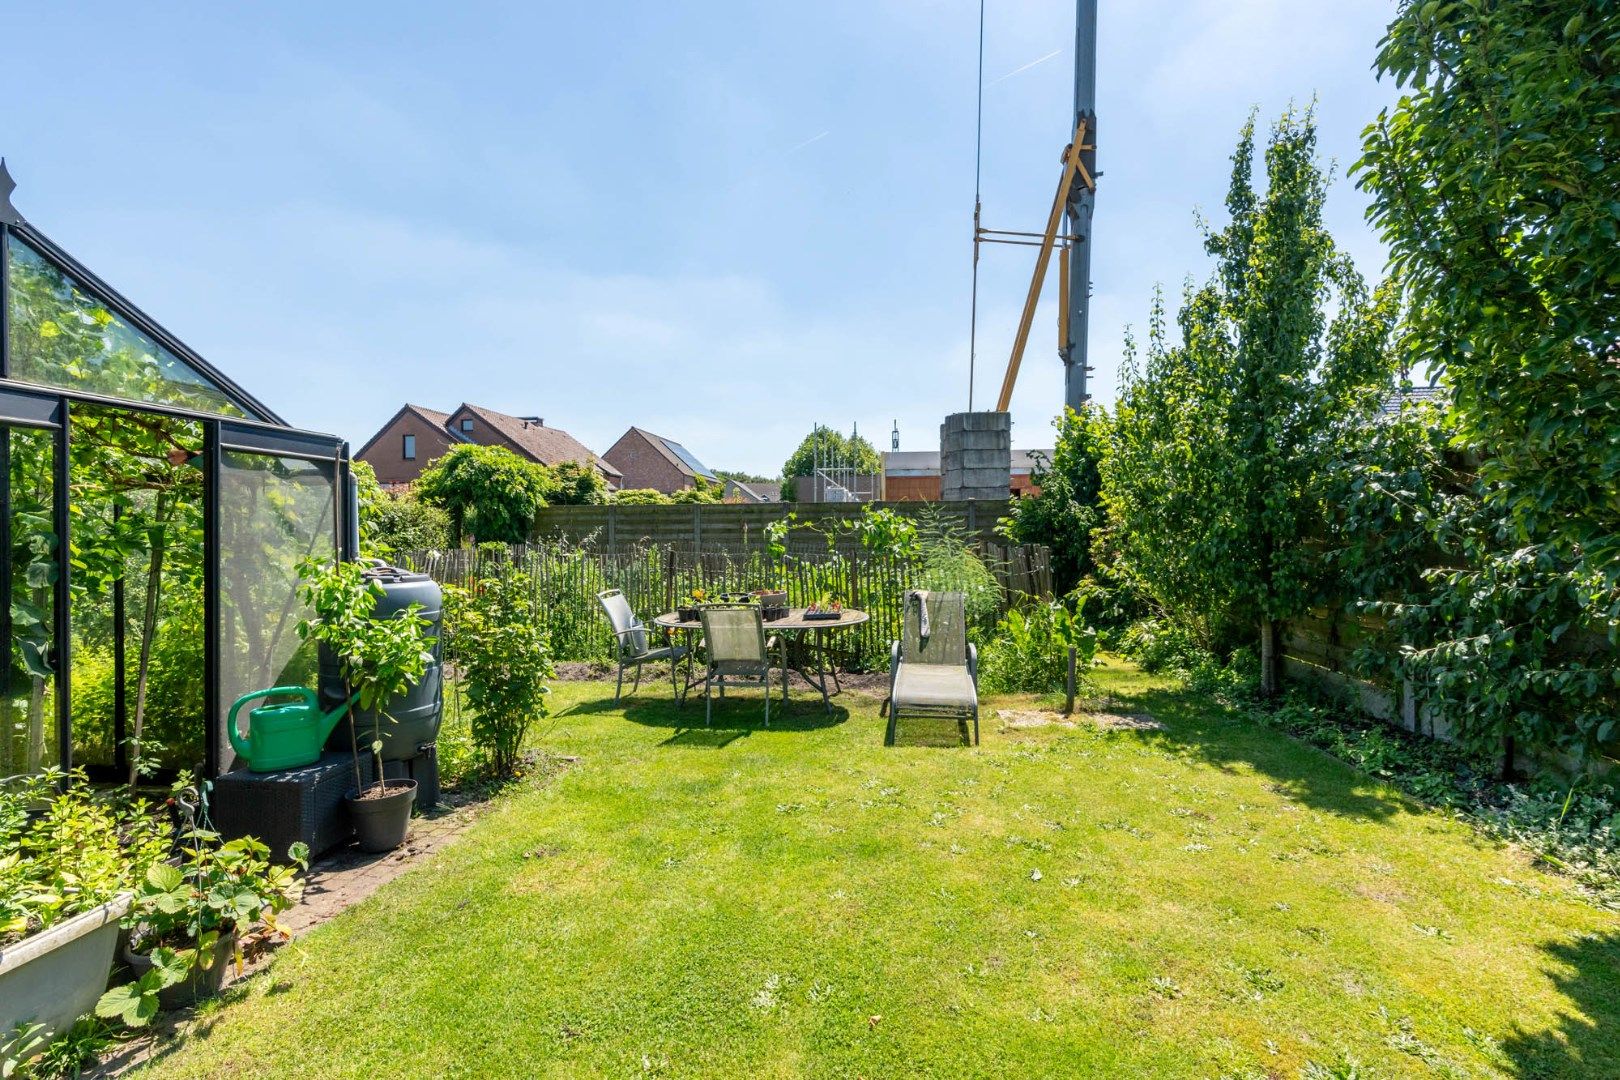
top-left (967, 0), bottom-right (985, 411)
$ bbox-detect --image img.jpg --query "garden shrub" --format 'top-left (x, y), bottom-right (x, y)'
top-left (416, 444), bottom-right (553, 545)
top-left (978, 600), bottom-right (1098, 694)
top-left (997, 406), bottom-right (1107, 593)
top-left (444, 567), bottom-right (554, 780)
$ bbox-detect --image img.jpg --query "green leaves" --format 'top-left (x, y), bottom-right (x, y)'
top-left (415, 443), bottom-right (586, 545)
top-left (1352, 0), bottom-right (1620, 758)
top-left (1103, 110), bottom-right (1398, 661)
top-left (443, 567), bottom-right (554, 780)
top-left (95, 973), bottom-right (163, 1027)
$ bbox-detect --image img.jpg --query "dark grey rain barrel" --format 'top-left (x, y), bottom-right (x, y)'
top-left (321, 562), bottom-right (444, 761)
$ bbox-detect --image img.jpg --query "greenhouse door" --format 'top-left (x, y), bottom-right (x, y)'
top-left (0, 388), bottom-right (63, 774)
top-left (213, 423), bottom-right (343, 775)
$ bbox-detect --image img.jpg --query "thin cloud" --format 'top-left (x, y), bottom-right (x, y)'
top-left (989, 49), bottom-right (1061, 86)
top-left (786, 130), bottom-right (830, 154)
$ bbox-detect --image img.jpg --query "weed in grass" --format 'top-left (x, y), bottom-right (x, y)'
top-left (1150, 976), bottom-right (1183, 1000)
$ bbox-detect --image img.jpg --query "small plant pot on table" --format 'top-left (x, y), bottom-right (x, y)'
top-left (348, 778), bottom-right (417, 853)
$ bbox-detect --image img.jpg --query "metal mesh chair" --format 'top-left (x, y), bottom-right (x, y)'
top-left (886, 590), bottom-right (979, 745)
top-left (597, 589), bottom-right (688, 704)
top-left (697, 604), bottom-right (775, 727)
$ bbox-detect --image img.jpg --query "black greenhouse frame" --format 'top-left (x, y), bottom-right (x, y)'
top-left (0, 166), bottom-right (357, 781)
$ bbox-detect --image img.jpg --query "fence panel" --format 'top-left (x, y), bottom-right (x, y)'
top-left (533, 500), bottom-right (1011, 549)
top-left (397, 537), bottom-right (1052, 672)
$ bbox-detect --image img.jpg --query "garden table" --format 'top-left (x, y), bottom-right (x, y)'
top-left (652, 607), bottom-right (870, 714)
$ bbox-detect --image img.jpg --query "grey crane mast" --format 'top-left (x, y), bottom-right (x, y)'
top-left (1063, 0), bottom-right (1098, 410)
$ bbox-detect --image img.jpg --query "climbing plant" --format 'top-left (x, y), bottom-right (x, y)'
top-left (1350, 0), bottom-right (1620, 761)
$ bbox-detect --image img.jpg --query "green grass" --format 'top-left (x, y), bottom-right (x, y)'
top-left (139, 659), bottom-right (1619, 1078)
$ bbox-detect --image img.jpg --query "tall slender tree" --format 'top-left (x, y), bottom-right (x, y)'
top-left (1105, 110), bottom-right (1399, 693)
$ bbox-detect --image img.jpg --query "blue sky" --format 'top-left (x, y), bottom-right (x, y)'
top-left (2, 1), bottom-right (1398, 475)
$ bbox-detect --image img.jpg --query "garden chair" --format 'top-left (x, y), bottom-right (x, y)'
top-left (597, 589), bottom-right (689, 704)
top-left (697, 604), bottom-right (776, 728)
top-left (885, 590), bottom-right (979, 746)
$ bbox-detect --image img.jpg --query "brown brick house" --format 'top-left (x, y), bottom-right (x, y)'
top-left (356, 402), bottom-right (621, 488)
top-left (880, 449), bottom-right (1051, 501)
top-left (601, 427), bottom-right (718, 494)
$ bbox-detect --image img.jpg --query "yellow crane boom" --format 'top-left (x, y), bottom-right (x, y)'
top-left (994, 119), bottom-right (1093, 412)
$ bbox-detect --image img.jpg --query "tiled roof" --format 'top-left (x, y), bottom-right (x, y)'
top-left (1380, 384), bottom-right (1448, 414)
top-left (409, 404), bottom-right (453, 427)
top-left (455, 404), bottom-right (622, 478)
top-left (726, 479), bottom-right (781, 502)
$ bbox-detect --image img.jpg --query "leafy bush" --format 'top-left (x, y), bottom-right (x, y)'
top-left (0, 770), bottom-right (169, 946)
top-left (1117, 618), bottom-right (1202, 675)
top-left (98, 813), bottom-right (307, 1028)
top-left (416, 444), bottom-right (553, 545)
top-left (612, 488), bottom-right (672, 505)
top-left (367, 491), bottom-right (451, 555)
top-left (444, 567), bottom-right (554, 780)
top-left (978, 600), bottom-right (1098, 694)
top-left (998, 406), bottom-right (1107, 592)
top-left (296, 559), bottom-right (435, 794)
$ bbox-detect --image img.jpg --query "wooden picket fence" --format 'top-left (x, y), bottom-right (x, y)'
top-left (395, 539), bottom-right (1051, 672)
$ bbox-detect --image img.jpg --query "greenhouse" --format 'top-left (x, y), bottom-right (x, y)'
top-left (0, 164), bottom-right (354, 783)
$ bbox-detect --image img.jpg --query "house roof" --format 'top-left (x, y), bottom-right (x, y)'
top-left (1380, 384), bottom-right (1447, 414)
top-left (354, 402), bottom-right (464, 459)
top-left (454, 403), bottom-right (622, 478)
top-left (725, 478), bottom-right (781, 502)
top-left (631, 427), bottom-right (717, 481)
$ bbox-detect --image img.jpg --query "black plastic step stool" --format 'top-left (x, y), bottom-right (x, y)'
top-left (213, 752), bottom-right (373, 862)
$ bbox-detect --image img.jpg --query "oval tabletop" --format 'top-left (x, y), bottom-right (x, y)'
top-left (653, 607), bottom-right (869, 631)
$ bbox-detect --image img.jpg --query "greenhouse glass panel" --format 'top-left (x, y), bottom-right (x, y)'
top-left (6, 236), bottom-right (247, 418)
top-left (217, 449), bottom-right (336, 772)
top-left (2, 426), bottom-right (58, 773)
top-left (66, 405), bottom-right (206, 779)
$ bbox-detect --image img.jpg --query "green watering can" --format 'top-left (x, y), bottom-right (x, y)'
top-left (227, 686), bottom-right (357, 772)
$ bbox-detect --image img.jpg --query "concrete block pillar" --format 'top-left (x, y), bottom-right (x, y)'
top-left (940, 411), bottom-right (1011, 501)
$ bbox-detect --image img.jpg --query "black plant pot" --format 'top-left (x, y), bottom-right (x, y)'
top-left (348, 778), bottom-right (417, 853)
top-left (123, 929), bottom-right (236, 1011)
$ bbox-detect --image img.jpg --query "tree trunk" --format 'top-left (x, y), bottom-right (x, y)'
top-left (129, 491), bottom-right (170, 787)
top-left (1259, 618), bottom-right (1281, 699)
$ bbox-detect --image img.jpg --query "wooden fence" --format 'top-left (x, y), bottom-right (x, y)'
top-left (396, 538), bottom-right (1051, 672)
top-left (1282, 607), bottom-right (1618, 774)
top-left (532, 500), bottom-right (1013, 550)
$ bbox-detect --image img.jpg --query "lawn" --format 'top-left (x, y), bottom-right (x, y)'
top-left (137, 660), bottom-right (1619, 1078)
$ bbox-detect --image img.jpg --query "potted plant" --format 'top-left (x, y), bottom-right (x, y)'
top-left (296, 558), bottom-right (434, 852)
top-left (676, 587), bottom-right (708, 623)
top-left (97, 811), bottom-right (307, 1023)
top-left (805, 592), bottom-right (844, 620)
top-left (0, 770), bottom-right (168, 1041)
top-left (751, 588), bottom-right (788, 621)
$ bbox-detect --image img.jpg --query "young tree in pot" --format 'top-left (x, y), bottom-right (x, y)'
top-left (295, 559), bottom-right (434, 852)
